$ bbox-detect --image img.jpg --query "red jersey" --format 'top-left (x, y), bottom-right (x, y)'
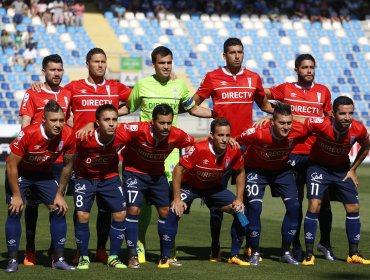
top-left (196, 67), bottom-right (265, 137)
top-left (65, 79), bottom-right (131, 131)
top-left (19, 87), bottom-right (72, 124)
top-left (236, 121), bottom-right (308, 170)
top-left (75, 128), bottom-right (126, 180)
top-left (9, 123), bottom-right (75, 173)
top-left (116, 122), bottom-right (195, 175)
top-left (19, 87), bottom-right (73, 163)
top-left (180, 140), bottom-right (244, 191)
top-left (270, 82), bottom-right (332, 154)
top-left (305, 117), bottom-right (369, 168)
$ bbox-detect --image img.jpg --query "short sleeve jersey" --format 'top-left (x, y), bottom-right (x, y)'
top-left (19, 87), bottom-right (72, 124)
top-left (127, 75), bottom-right (195, 125)
top-left (65, 79), bottom-right (131, 131)
top-left (180, 140), bottom-right (244, 191)
top-left (75, 128), bottom-right (126, 180)
top-left (236, 121), bottom-right (309, 170)
top-left (196, 67), bottom-right (265, 137)
top-left (116, 122), bottom-right (195, 175)
top-left (9, 123), bottom-right (75, 173)
top-left (269, 82), bottom-right (332, 154)
top-left (305, 117), bottom-right (369, 168)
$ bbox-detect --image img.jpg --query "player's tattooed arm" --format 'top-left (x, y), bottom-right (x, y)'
top-left (171, 163), bottom-right (187, 217)
top-left (6, 153), bottom-right (24, 215)
top-left (30, 82), bottom-right (43, 92)
top-left (343, 142), bottom-right (370, 188)
top-left (58, 154), bottom-right (74, 194)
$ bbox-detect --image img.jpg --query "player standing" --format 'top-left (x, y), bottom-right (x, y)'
top-left (236, 102), bottom-right (308, 265)
top-left (264, 54), bottom-right (334, 261)
top-left (122, 46), bottom-right (212, 265)
top-left (19, 54), bottom-right (73, 266)
top-left (5, 100), bottom-right (76, 272)
top-left (116, 104), bottom-right (195, 268)
top-left (295, 96), bottom-right (370, 265)
top-left (192, 37), bottom-right (274, 260)
top-left (169, 118), bottom-right (249, 266)
top-left (74, 104), bottom-right (127, 269)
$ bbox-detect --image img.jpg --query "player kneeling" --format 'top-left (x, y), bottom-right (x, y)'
top-left (168, 118), bottom-right (249, 266)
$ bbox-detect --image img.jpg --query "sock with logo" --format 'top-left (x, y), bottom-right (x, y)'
top-left (109, 220), bottom-right (126, 256)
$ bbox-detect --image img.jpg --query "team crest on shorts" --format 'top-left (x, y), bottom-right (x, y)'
top-left (58, 141), bottom-right (64, 151)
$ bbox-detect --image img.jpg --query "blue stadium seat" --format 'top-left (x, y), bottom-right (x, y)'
top-left (353, 45), bottom-right (360, 52)
top-left (9, 100), bottom-right (18, 108)
top-left (267, 77), bottom-right (275, 84)
top-left (7, 119), bottom-right (17, 124)
top-left (353, 94), bottom-right (361, 100)
top-left (11, 83), bottom-right (21, 90)
top-left (345, 53), bottom-right (354, 60)
top-left (343, 69), bottom-right (352, 76)
top-left (337, 78), bottom-right (345, 84)
top-left (0, 100), bottom-right (7, 108)
top-left (23, 83), bottom-right (31, 90)
top-left (0, 92), bottom-right (3, 99)
top-left (5, 92), bottom-right (14, 99)
top-left (353, 86), bottom-right (360, 93)
top-left (13, 64), bottom-right (23, 73)
top-left (350, 62), bottom-right (358, 68)
top-left (1, 83), bottom-right (10, 90)
top-left (0, 74), bottom-right (4, 82)
top-left (135, 43), bottom-right (143, 51)
top-left (189, 52), bottom-right (197, 59)
top-left (348, 78), bottom-right (356, 84)
top-left (331, 86), bottom-right (340, 93)
top-left (184, 60), bottom-right (192, 67)
top-left (30, 74), bottom-right (40, 82)
top-left (364, 94), bottom-right (370, 101)
top-left (262, 69), bottom-right (270, 76)
top-left (268, 61), bottom-right (276, 68)
top-left (3, 65), bottom-right (11, 73)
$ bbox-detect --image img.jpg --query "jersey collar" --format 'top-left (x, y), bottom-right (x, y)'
top-left (221, 66), bottom-right (245, 76)
top-left (95, 129), bottom-right (115, 146)
top-left (40, 124), bottom-right (50, 141)
top-left (294, 82), bottom-right (314, 91)
top-left (85, 78), bottom-right (106, 88)
top-left (209, 140), bottom-right (226, 158)
top-left (41, 86), bottom-right (61, 94)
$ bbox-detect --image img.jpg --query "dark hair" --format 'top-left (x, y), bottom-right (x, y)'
top-left (295, 54), bottom-right (316, 69)
top-left (44, 99), bottom-right (63, 116)
top-left (333, 96), bottom-right (354, 111)
top-left (42, 54), bottom-right (63, 69)
top-left (86, 48), bottom-right (106, 63)
top-left (210, 118), bottom-right (230, 134)
top-left (152, 103), bottom-right (174, 120)
top-left (223, 37), bottom-right (243, 53)
top-left (272, 101), bottom-right (292, 119)
top-left (96, 104), bottom-right (118, 120)
top-left (151, 46), bottom-right (172, 63)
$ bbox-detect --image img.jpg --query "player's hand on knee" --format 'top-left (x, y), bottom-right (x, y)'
top-left (54, 192), bottom-right (68, 215)
top-left (9, 194), bottom-right (23, 215)
top-left (171, 199), bottom-right (187, 217)
top-left (343, 169), bottom-right (358, 188)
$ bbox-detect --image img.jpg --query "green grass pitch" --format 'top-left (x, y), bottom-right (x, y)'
top-left (0, 164), bottom-right (370, 279)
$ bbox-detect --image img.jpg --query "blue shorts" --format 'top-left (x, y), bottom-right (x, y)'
top-left (245, 169), bottom-right (298, 203)
top-left (74, 176), bottom-right (126, 213)
top-left (306, 164), bottom-right (358, 204)
top-left (5, 172), bottom-right (58, 206)
top-left (289, 154), bottom-right (310, 187)
top-left (180, 187), bottom-right (236, 213)
top-left (122, 170), bottom-right (170, 208)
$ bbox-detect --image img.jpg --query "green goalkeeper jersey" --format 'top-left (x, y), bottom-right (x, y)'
top-left (127, 75), bottom-right (195, 125)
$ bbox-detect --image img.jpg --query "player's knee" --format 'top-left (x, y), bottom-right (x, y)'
top-left (157, 206), bottom-right (169, 219)
top-left (308, 199), bottom-right (321, 213)
top-left (248, 201), bottom-right (263, 216)
top-left (345, 203), bottom-right (359, 213)
top-left (285, 198), bottom-right (299, 217)
top-left (127, 206), bottom-right (140, 215)
top-left (76, 211), bottom-right (90, 223)
top-left (112, 211), bottom-right (126, 222)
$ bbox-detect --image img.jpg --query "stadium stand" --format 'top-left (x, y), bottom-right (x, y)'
top-left (0, 2), bottom-right (369, 126)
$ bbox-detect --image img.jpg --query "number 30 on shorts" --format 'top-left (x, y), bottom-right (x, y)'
top-left (246, 184), bottom-right (259, 197)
